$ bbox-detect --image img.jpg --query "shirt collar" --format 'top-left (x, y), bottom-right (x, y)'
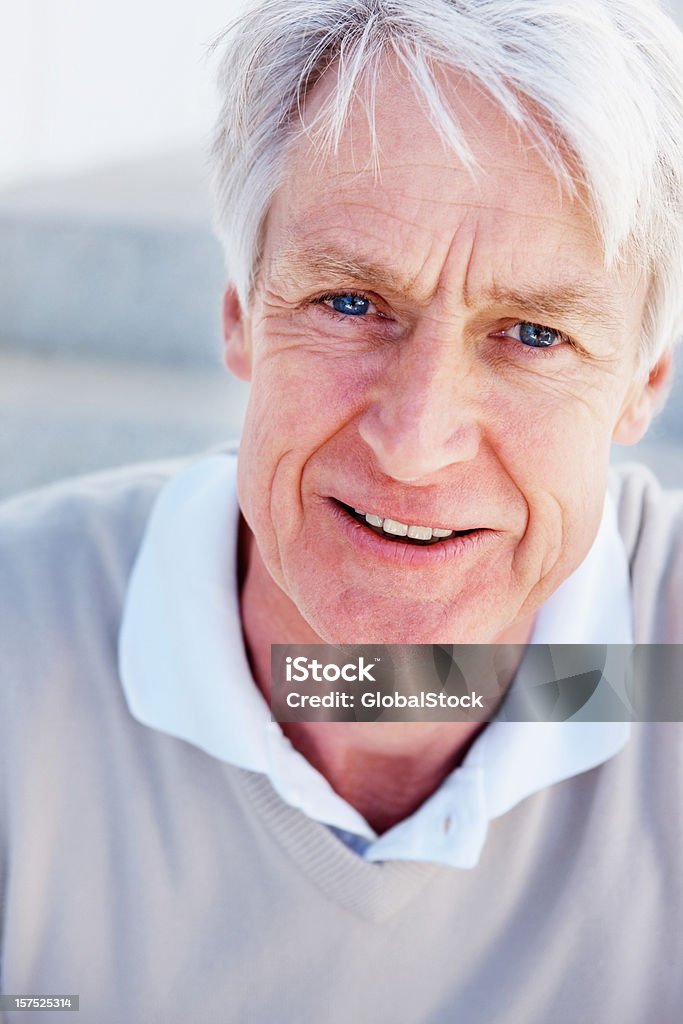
top-left (119, 452), bottom-right (632, 867)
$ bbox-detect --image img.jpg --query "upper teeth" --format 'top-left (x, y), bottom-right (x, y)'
top-left (355, 509), bottom-right (453, 540)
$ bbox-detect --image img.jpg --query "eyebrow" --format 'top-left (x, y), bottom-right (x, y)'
top-left (278, 247), bottom-right (417, 300)
top-left (479, 283), bottom-right (624, 331)
top-left (277, 245), bottom-right (625, 329)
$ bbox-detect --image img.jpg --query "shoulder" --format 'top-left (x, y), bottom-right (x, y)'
top-left (609, 462), bottom-right (683, 640)
top-left (0, 441), bottom-right (240, 575)
top-left (606, 722), bottom-right (683, 857)
top-left (0, 456), bottom-right (184, 603)
top-left (609, 461), bottom-right (683, 554)
top-left (0, 445), bottom-right (237, 687)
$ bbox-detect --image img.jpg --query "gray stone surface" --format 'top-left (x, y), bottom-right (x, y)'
top-left (0, 152), bottom-right (215, 226)
top-left (0, 352), bottom-right (249, 500)
top-left (0, 152), bottom-right (244, 499)
top-left (0, 152), bottom-right (226, 366)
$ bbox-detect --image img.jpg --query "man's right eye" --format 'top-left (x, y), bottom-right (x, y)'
top-left (317, 292), bottom-right (374, 317)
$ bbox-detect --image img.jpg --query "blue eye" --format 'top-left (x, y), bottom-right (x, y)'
top-left (512, 322), bottom-right (562, 348)
top-left (328, 293), bottom-right (371, 316)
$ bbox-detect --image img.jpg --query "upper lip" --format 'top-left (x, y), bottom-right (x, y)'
top-left (332, 495), bottom-right (480, 532)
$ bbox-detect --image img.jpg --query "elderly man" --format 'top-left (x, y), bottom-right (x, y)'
top-left (1, 0), bottom-right (683, 1021)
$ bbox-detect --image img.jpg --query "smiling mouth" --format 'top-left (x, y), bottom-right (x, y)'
top-left (335, 500), bottom-right (478, 546)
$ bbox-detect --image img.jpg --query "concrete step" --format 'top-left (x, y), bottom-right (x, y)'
top-left (0, 152), bottom-right (226, 366)
top-left (0, 351), bottom-right (249, 500)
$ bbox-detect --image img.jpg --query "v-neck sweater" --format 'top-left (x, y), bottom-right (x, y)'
top-left (1, 453), bottom-right (682, 1023)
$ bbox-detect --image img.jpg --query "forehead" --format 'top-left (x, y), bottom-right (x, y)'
top-left (263, 59), bottom-right (613, 299)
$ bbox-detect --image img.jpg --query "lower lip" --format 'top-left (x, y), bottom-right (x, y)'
top-left (326, 499), bottom-right (493, 568)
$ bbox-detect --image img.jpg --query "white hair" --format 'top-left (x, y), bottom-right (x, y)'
top-left (210, 0), bottom-right (683, 368)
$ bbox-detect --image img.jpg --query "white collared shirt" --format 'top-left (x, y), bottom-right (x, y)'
top-left (118, 453), bottom-right (633, 868)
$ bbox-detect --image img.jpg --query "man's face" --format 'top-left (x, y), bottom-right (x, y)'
top-left (227, 63), bottom-right (652, 645)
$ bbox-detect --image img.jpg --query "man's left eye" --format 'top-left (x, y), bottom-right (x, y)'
top-left (319, 293), bottom-right (374, 316)
top-left (498, 321), bottom-right (566, 348)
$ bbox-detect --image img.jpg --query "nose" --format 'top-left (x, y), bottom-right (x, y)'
top-left (358, 329), bottom-right (481, 482)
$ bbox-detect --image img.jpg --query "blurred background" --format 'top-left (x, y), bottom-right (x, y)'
top-left (1, 0), bottom-right (681, 500)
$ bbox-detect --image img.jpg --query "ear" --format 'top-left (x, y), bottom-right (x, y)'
top-left (612, 349), bottom-right (673, 445)
top-left (222, 285), bottom-right (252, 382)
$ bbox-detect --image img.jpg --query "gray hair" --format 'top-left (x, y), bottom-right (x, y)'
top-left (210, 0), bottom-right (683, 368)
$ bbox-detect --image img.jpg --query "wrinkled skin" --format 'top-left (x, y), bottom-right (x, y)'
top-left (225, 60), bottom-right (667, 647)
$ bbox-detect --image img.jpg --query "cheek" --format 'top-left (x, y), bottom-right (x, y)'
top-left (489, 373), bottom-right (618, 479)
top-left (252, 316), bottom-right (390, 437)
top-left (491, 387), bottom-right (612, 567)
top-left (237, 346), bottom-right (373, 522)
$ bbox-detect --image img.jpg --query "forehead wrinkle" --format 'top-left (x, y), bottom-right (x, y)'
top-left (272, 240), bottom-right (625, 331)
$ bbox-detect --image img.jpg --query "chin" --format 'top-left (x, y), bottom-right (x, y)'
top-left (306, 599), bottom-right (504, 646)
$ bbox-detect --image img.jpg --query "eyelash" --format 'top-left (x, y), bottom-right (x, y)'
top-left (314, 292), bottom-right (384, 320)
top-left (311, 291), bottom-right (574, 358)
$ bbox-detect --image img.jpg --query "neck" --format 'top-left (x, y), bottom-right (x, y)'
top-left (278, 719), bottom-right (488, 833)
top-left (238, 516), bottom-right (534, 834)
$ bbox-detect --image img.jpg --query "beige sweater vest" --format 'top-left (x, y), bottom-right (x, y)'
top-left (0, 455), bottom-right (682, 1023)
